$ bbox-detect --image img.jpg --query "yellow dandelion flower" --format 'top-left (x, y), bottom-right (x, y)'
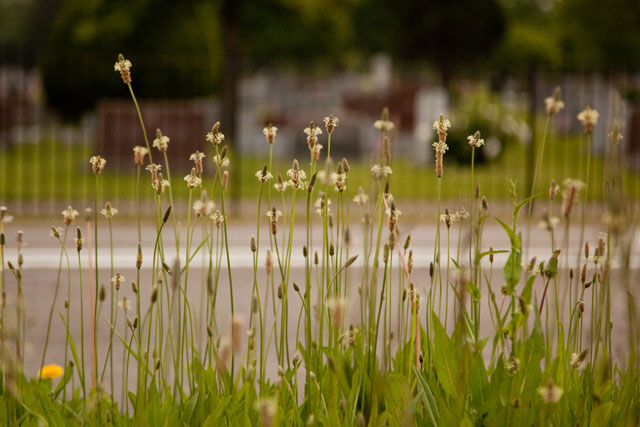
top-left (38, 364), bottom-right (63, 380)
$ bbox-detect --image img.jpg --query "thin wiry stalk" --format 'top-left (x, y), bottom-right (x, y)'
top-left (39, 225), bottom-right (69, 379)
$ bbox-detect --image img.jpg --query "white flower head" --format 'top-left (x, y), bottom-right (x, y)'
top-left (255, 167), bottom-right (273, 183)
top-left (205, 200), bottom-right (216, 216)
top-left (193, 200), bottom-right (206, 217)
top-left (433, 114), bottom-right (451, 141)
top-left (538, 378), bottom-right (563, 404)
top-left (190, 151), bottom-right (206, 173)
top-left (61, 206), bottom-right (79, 225)
top-left (440, 209), bottom-right (457, 228)
top-left (184, 169), bottom-right (202, 189)
top-left (545, 97), bottom-right (565, 115)
top-left (304, 121), bottom-right (322, 149)
top-left (153, 134), bottom-right (170, 152)
top-left (608, 124), bottom-right (623, 145)
top-left (89, 155), bottom-right (106, 175)
top-left (315, 195), bottom-right (331, 216)
top-left (353, 187), bottom-right (369, 206)
top-left (101, 202), bottom-right (118, 219)
top-left (563, 178), bottom-right (585, 193)
top-left (212, 154), bottom-right (230, 169)
top-left (133, 146), bottom-right (149, 165)
top-left (263, 124), bottom-right (278, 144)
top-left (114, 54), bottom-right (132, 83)
top-left (373, 119), bottom-right (395, 132)
top-left (0, 206), bottom-right (11, 223)
top-left (210, 210), bottom-right (225, 227)
top-left (206, 122), bottom-right (225, 145)
top-left (152, 177), bottom-right (170, 195)
top-left (50, 226), bottom-right (62, 239)
top-left (274, 179), bottom-right (289, 193)
top-left (304, 124), bottom-right (323, 137)
top-left (537, 215), bottom-right (560, 231)
top-left (327, 297), bottom-right (346, 327)
top-left (266, 208), bottom-right (283, 222)
top-left (189, 151), bottom-right (205, 162)
top-left (286, 160), bottom-right (307, 189)
top-left (118, 297), bottom-right (131, 312)
top-left (467, 131), bottom-right (484, 148)
top-left (113, 56), bottom-right (132, 73)
top-left (374, 107), bottom-right (395, 132)
top-left (455, 208), bottom-right (469, 221)
top-left (331, 171), bottom-right (347, 192)
top-left (545, 87), bottom-right (564, 115)
top-left (323, 115), bottom-right (339, 133)
top-left (370, 164), bottom-right (392, 181)
top-left (111, 273), bottom-right (125, 286)
top-left (577, 105), bottom-right (599, 134)
top-left (385, 204), bottom-right (402, 231)
top-left (432, 140), bottom-right (449, 154)
top-left (570, 350), bottom-right (588, 370)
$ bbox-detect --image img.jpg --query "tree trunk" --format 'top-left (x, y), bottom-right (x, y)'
top-left (222, 0), bottom-right (240, 207)
top-left (526, 70), bottom-right (537, 213)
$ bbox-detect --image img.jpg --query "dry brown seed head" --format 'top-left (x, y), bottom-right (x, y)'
top-left (232, 315), bottom-right (244, 354)
top-left (383, 136), bottom-right (391, 164)
top-left (584, 242), bottom-right (590, 259)
top-left (222, 171), bottom-right (229, 190)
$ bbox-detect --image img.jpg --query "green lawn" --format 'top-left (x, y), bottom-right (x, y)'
top-left (1, 134), bottom-right (638, 204)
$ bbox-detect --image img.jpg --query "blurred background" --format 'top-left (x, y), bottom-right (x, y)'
top-left (2, 0), bottom-right (640, 216)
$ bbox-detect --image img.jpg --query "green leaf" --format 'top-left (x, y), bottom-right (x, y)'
top-left (413, 366), bottom-right (439, 426)
top-left (36, 386), bottom-right (65, 427)
top-left (450, 257), bottom-right (460, 269)
top-left (513, 193), bottom-right (539, 218)
top-left (521, 273), bottom-right (537, 305)
top-left (503, 249), bottom-right (523, 291)
top-left (468, 352), bottom-right (489, 413)
top-left (478, 249), bottom-right (509, 260)
top-left (431, 312), bottom-right (459, 399)
top-left (467, 281), bottom-right (481, 302)
top-left (589, 402), bottom-right (613, 425)
top-left (495, 217), bottom-right (521, 249)
top-left (515, 309), bottom-right (545, 400)
top-left (52, 362), bottom-right (73, 399)
top-left (58, 313), bottom-right (84, 387)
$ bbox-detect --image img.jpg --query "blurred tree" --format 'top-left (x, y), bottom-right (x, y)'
top-left (492, 0), bottom-right (561, 73)
top-left (489, 0), bottom-right (561, 203)
top-left (555, 0), bottom-right (640, 72)
top-left (238, 0), bottom-right (358, 70)
top-left (353, 0), bottom-right (506, 84)
top-left (38, 0), bottom-right (358, 119)
top-left (39, 0), bottom-right (222, 119)
top-left (0, 0), bottom-right (61, 66)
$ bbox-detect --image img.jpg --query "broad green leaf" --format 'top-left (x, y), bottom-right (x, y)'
top-left (589, 402), bottom-right (613, 425)
top-left (431, 312), bottom-right (458, 399)
top-left (495, 217), bottom-right (521, 249)
top-left (515, 310), bottom-right (545, 401)
top-left (503, 249), bottom-right (523, 291)
top-left (521, 273), bottom-right (537, 305)
top-left (413, 366), bottom-right (439, 426)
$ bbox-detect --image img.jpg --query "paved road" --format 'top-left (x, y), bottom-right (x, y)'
top-left (0, 220), bottom-right (637, 398)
